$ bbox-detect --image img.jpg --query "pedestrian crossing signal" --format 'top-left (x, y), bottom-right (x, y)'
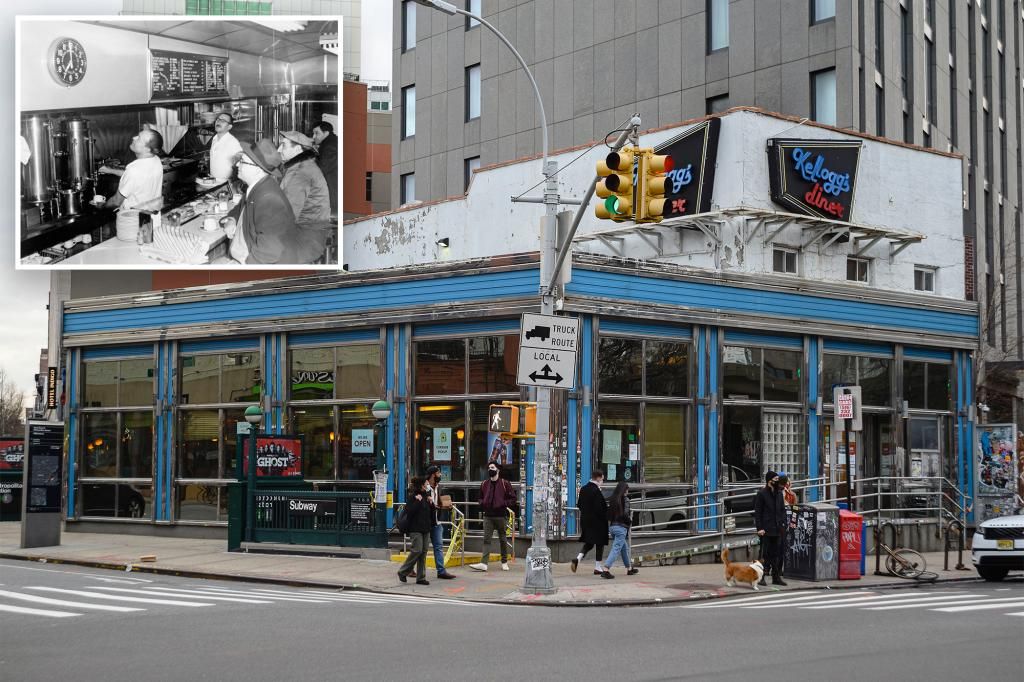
top-left (487, 405), bottom-right (519, 434)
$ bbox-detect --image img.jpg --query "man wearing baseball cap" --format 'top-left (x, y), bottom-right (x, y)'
top-left (425, 465), bottom-right (456, 580)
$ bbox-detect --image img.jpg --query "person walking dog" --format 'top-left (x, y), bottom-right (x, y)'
top-left (572, 469), bottom-right (609, 575)
top-left (754, 470), bottom-right (788, 586)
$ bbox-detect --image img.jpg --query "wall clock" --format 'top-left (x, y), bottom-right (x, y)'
top-left (48, 37), bottom-right (88, 87)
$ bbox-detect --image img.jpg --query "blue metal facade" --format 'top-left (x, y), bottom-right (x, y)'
top-left (61, 261), bottom-right (979, 525)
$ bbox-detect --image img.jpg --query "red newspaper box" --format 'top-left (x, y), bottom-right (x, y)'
top-left (838, 510), bottom-right (863, 580)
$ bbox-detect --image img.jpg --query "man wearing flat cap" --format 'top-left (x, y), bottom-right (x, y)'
top-left (222, 139), bottom-right (308, 265)
top-left (278, 130), bottom-right (331, 262)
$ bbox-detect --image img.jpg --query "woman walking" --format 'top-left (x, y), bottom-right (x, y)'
top-left (600, 481), bottom-right (639, 579)
top-left (397, 476), bottom-right (433, 586)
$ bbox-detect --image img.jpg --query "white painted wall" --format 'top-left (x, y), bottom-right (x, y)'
top-left (344, 109), bottom-right (967, 301)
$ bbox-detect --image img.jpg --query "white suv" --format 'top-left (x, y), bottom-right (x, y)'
top-left (971, 514), bottom-right (1024, 581)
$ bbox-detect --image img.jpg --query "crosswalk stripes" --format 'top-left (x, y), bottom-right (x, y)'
top-left (933, 599), bottom-right (1024, 613)
top-left (681, 589), bottom-right (1024, 617)
top-left (27, 587), bottom-right (216, 607)
top-left (1, 580), bottom-right (489, 621)
top-left (0, 588), bottom-right (143, 612)
top-left (0, 603), bottom-right (81, 618)
top-left (88, 586), bottom-right (275, 604)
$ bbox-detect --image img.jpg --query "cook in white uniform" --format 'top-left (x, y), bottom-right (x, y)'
top-left (208, 112), bottom-right (243, 181)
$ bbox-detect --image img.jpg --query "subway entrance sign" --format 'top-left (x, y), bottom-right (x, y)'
top-left (516, 313), bottom-right (580, 390)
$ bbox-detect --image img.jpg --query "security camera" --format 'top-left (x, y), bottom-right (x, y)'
top-left (978, 402), bottom-right (991, 413)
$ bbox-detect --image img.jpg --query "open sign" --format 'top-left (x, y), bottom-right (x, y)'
top-left (351, 428), bottom-right (374, 454)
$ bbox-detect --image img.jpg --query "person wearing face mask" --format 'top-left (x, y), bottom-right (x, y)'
top-left (425, 465), bottom-right (457, 580)
top-left (754, 470), bottom-right (788, 586)
top-left (469, 462), bottom-right (517, 572)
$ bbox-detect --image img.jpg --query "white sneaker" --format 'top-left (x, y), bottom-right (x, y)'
top-left (469, 563), bottom-right (488, 572)
top-left (501, 562), bottom-right (510, 571)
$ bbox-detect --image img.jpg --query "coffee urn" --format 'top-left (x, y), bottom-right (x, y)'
top-left (21, 116), bottom-right (55, 205)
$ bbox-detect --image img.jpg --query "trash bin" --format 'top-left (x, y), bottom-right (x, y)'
top-left (785, 502), bottom-right (839, 581)
top-left (838, 509), bottom-right (863, 580)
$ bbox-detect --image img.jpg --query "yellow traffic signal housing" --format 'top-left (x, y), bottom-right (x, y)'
top-left (487, 404), bottom-right (519, 434)
top-left (595, 148), bottom-right (635, 222)
top-left (637, 149), bottom-right (673, 223)
top-left (523, 405), bottom-right (536, 435)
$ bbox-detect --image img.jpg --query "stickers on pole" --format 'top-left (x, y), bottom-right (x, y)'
top-left (516, 313), bottom-right (580, 390)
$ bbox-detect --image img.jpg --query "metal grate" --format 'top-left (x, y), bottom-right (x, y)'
top-left (983, 526), bottom-right (1024, 540)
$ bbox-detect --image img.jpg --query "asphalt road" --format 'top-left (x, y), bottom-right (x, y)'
top-left (1, 558), bottom-right (1022, 681)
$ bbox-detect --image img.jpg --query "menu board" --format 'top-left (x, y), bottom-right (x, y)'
top-left (151, 49), bottom-right (229, 101)
top-left (24, 422), bottom-right (63, 514)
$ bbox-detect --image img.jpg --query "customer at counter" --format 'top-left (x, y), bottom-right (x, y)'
top-left (209, 112), bottom-right (242, 182)
top-left (222, 139), bottom-right (317, 265)
top-left (278, 130), bottom-right (331, 260)
top-left (104, 128), bottom-right (164, 241)
top-left (311, 121), bottom-right (338, 214)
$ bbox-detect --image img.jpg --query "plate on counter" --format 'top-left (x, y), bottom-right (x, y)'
top-left (196, 176), bottom-right (221, 187)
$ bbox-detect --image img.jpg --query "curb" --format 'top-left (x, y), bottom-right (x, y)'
top-left (0, 551), bottom-right (982, 607)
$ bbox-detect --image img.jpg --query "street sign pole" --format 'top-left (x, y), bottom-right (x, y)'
top-left (844, 415), bottom-right (853, 511)
top-left (521, 162), bottom-right (560, 595)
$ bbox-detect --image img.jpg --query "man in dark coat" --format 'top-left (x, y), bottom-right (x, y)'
top-left (224, 140), bottom-right (311, 264)
top-left (311, 121), bottom-right (339, 215)
top-left (572, 469), bottom-right (609, 575)
top-left (754, 470), bottom-right (788, 586)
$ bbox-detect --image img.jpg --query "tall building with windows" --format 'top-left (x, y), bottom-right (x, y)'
top-left (393, 0), bottom-right (1023, 421)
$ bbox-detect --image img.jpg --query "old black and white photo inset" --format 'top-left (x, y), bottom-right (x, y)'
top-left (16, 16), bottom-right (342, 268)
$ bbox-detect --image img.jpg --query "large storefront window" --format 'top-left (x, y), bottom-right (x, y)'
top-left (287, 342), bottom-right (384, 483)
top-left (722, 344), bottom-right (804, 481)
top-left (78, 357), bottom-right (155, 519)
top-left (597, 336), bottom-right (692, 484)
top-left (176, 349), bottom-right (261, 523)
top-left (413, 333), bottom-right (522, 484)
top-left (823, 354), bottom-right (893, 406)
top-left (904, 360), bottom-right (952, 411)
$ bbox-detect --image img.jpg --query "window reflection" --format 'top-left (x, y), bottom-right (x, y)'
top-left (646, 341), bottom-right (689, 397)
top-left (598, 338), bottom-right (642, 395)
top-left (468, 336), bottom-right (519, 393)
top-left (414, 403), bottom-right (466, 480)
top-left (598, 402), bottom-right (640, 483)
top-left (82, 412), bottom-right (117, 477)
top-left (723, 346), bottom-right (760, 399)
top-left (415, 340), bottom-right (466, 394)
top-left (644, 404), bottom-right (689, 483)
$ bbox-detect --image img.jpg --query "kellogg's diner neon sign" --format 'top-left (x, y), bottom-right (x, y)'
top-left (767, 138), bottom-right (861, 221)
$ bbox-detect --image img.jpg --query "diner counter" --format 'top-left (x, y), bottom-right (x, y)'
top-left (61, 189), bottom-right (237, 266)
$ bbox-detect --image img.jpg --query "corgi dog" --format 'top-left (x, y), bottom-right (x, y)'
top-left (721, 547), bottom-right (764, 590)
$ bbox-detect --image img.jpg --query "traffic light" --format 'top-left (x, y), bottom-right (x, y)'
top-left (595, 148), bottom-right (635, 222)
top-left (487, 404), bottom-right (519, 434)
top-left (637, 149), bottom-right (673, 223)
top-left (523, 405), bottom-right (536, 435)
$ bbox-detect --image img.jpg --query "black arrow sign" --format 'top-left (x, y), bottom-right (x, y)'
top-left (529, 364), bottom-right (564, 384)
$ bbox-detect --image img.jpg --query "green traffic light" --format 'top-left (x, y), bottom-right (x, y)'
top-left (604, 196), bottom-right (620, 214)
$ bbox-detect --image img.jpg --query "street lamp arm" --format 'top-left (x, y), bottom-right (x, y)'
top-left (417, 1), bottom-right (549, 173)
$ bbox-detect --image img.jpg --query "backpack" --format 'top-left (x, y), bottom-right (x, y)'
top-left (395, 505), bottom-right (411, 534)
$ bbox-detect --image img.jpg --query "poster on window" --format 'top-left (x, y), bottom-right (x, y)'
top-left (486, 432), bottom-right (511, 466)
top-left (0, 439), bottom-right (24, 470)
top-left (602, 429), bottom-right (622, 465)
top-left (433, 428), bottom-right (453, 462)
top-left (243, 435), bottom-right (303, 478)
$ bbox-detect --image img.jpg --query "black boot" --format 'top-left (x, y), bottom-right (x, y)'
top-left (758, 576), bottom-right (768, 586)
top-left (772, 576), bottom-right (788, 586)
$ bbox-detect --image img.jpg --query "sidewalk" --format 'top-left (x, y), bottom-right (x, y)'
top-left (0, 523), bottom-right (980, 606)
